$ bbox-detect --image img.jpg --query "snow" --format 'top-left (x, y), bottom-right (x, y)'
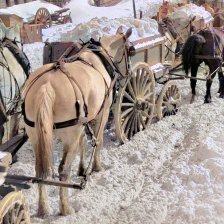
top-left (0, 0), bottom-right (61, 23)
top-left (42, 17), bottom-right (160, 43)
top-left (10, 70), bottom-right (224, 223)
top-left (134, 37), bottom-right (165, 49)
top-left (67, 0), bottom-right (174, 25)
top-left (171, 3), bottom-right (213, 24)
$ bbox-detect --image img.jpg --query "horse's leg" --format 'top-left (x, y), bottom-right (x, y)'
top-left (58, 126), bottom-right (84, 216)
top-left (190, 63), bottom-right (199, 104)
top-left (58, 145), bottom-right (75, 216)
top-left (26, 126), bottom-right (49, 217)
top-left (205, 66), bottom-right (217, 103)
top-left (77, 131), bottom-right (86, 177)
top-left (218, 71), bottom-right (224, 98)
top-left (91, 96), bottom-right (112, 173)
top-left (0, 125), bottom-right (4, 144)
top-left (205, 78), bottom-right (213, 103)
top-left (9, 113), bottom-right (19, 139)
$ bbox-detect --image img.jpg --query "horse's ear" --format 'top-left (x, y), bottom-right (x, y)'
top-left (116, 26), bottom-right (123, 34)
top-left (191, 16), bottom-right (196, 22)
top-left (125, 28), bottom-right (132, 40)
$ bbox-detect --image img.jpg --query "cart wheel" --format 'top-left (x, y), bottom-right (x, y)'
top-left (114, 62), bottom-right (155, 143)
top-left (0, 191), bottom-right (30, 224)
top-left (156, 81), bottom-right (181, 120)
top-left (35, 8), bottom-right (52, 28)
top-left (63, 15), bottom-right (72, 24)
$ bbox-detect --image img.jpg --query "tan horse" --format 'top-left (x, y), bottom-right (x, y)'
top-left (23, 27), bottom-right (132, 217)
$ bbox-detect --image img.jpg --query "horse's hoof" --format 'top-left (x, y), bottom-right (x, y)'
top-left (190, 95), bottom-right (195, 104)
top-left (37, 207), bottom-right (49, 218)
top-left (77, 166), bottom-right (85, 177)
top-left (204, 99), bottom-right (211, 104)
top-left (60, 206), bottom-right (73, 216)
top-left (92, 163), bottom-right (103, 172)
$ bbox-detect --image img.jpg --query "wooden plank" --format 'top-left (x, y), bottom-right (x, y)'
top-left (0, 152), bottom-right (12, 168)
top-left (0, 0), bottom-right (7, 8)
top-left (21, 24), bottom-right (42, 44)
top-left (132, 34), bottom-right (162, 46)
top-left (97, 0), bottom-right (121, 6)
top-left (0, 134), bottom-right (28, 157)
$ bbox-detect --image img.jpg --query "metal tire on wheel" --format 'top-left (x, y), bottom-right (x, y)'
top-left (156, 81), bottom-right (181, 120)
top-left (0, 192), bottom-right (30, 224)
top-left (35, 8), bottom-right (52, 28)
top-left (114, 62), bottom-right (155, 143)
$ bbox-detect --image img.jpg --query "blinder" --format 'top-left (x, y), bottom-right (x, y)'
top-left (127, 42), bottom-right (136, 57)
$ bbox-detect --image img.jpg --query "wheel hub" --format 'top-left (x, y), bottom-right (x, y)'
top-left (136, 99), bottom-right (148, 111)
top-left (166, 97), bottom-right (177, 111)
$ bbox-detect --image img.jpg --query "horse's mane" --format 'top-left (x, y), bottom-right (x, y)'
top-left (182, 34), bottom-right (205, 74)
top-left (210, 27), bottom-right (224, 47)
top-left (159, 17), bottom-right (178, 40)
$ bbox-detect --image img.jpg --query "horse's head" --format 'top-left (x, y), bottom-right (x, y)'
top-left (100, 26), bottom-right (134, 76)
top-left (170, 13), bottom-right (196, 43)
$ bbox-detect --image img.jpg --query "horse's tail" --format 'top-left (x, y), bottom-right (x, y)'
top-left (182, 34), bottom-right (206, 75)
top-left (35, 82), bottom-right (55, 178)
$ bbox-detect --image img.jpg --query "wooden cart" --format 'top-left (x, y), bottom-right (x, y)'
top-left (0, 151), bottom-right (30, 224)
top-left (113, 34), bottom-right (181, 142)
top-left (34, 7), bottom-right (72, 28)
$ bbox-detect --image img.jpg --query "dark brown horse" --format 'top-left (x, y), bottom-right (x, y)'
top-left (182, 28), bottom-right (224, 103)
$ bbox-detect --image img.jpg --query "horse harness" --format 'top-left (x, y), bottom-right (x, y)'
top-left (0, 38), bottom-right (30, 117)
top-left (22, 39), bottom-right (132, 130)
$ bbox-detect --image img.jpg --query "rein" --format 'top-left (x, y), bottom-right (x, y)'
top-left (0, 47), bottom-right (24, 115)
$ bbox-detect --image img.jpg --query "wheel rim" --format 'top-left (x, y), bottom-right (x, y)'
top-left (0, 192), bottom-right (30, 224)
top-left (157, 81), bottom-right (181, 120)
top-left (35, 8), bottom-right (52, 28)
top-left (115, 62), bottom-right (155, 143)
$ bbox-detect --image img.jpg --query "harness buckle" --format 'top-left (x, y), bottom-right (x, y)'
top-left (54, 59), bottom-right (65, 71)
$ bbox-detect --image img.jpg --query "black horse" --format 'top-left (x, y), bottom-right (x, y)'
top-left (182, 28), bottom-right (224, 103)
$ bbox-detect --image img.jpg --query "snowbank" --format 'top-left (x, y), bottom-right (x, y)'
top-left (171, 3), bottom-right (213, 23)
top-left (67, 0), bottom-right (185, 25)
top-left (42, 17), bottom-right (160, 43)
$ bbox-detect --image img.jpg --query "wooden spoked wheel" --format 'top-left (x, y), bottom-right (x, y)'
top-left (35, 8), bottom-right (52, 28)
top-left (0, 191), bottom-right (30, 224)
top-left (114, 62), bottom-right (155, 143)
top-left (63, 15), bottom-right (72, 24)
top-left (156, 81), bottom-right (181, 120)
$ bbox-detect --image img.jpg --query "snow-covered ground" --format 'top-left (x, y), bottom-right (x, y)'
top-left (10, 67), bottom-right (224, 224)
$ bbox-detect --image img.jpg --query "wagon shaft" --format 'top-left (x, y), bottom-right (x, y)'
top-left (51, 8), bottom-right (70, 15)
top-left (5, 174), bottom-right (86, 190)
top-left (0, 133), bottom-right (28, 161)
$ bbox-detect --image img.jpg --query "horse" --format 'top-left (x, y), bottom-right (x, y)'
top-left (158, 14), bottom-right (197, 64)
top-left (0, 26), bottom-right (30, 143)
top-left (182, 28), bottom-right (224, 103)
top-left (22, 27), bottom-right (133, 217)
